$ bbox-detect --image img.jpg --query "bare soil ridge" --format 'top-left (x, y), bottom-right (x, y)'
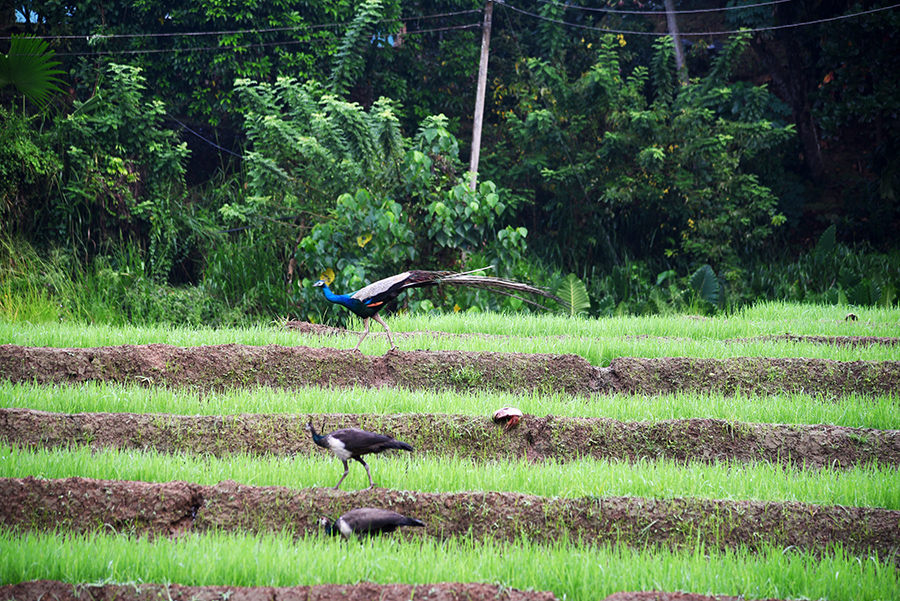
top-left (0, 580), bottom-right (766, 601)
top-left (0, 580), bottom-right (556, 601)
top-left (285, 322), bottom-right (900, 348)
top-left (3, 408), bottom-right (898, 470)
top-left (3, 477), bottom-right (897, 559)
top-left (2, 343), bottom-right (898, 397)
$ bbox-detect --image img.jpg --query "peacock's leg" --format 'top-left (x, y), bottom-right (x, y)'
top-left (353, 318), bottom-right (371, 351)
top-left (357, 457), bottom-right (375, 489)
top-left (334, 460), bottom-right (351, 489)
top-left (371, 313), bottom-right (396, 350)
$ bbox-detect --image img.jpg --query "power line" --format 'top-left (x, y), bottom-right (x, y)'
top-left (51, 22), bottom-right (481, 57)
top-left (535, 0), bottom-right (795, 16)
top-left (1, 9), bottom-right (481, 41)
top-left (501, 0), bottom-right (900, 37)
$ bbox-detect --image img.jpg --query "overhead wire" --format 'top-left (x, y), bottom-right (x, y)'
top-left (501, 0), bottom-right (900, 37)
top-left (52, 22), bottom-right (481, 57)
top-left (9, 0), bottom-right (878, 47)
top-left (535, 0), bottom-right (796, 15)
top-left (2, 9), bottom-right (481, 41)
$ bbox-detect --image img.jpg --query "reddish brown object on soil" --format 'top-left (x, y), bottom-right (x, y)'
top-left (492, 406), bottom-right (523, 430)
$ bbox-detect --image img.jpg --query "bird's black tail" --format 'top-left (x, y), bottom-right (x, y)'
top-left (402, 517), bottom-right (426, 528)
top-left (385, 440), bottom-right (414, 452)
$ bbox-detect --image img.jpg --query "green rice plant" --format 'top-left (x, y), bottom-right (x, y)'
top-left (2, 304), bottom-right (899, 364)
top-left (4, 381), bottom-right (898, 431)
top-left (3, 300), bottom-right (900, 345)
top-left (1, 529), bottom-right (896, 601)
top-left (4, 444), bottom-right (897, 509)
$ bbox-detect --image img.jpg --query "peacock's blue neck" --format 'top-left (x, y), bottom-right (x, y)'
top-left (319, 284), bottom-right (354, 308)
top-left (320, 283), bottom-right (376, 317)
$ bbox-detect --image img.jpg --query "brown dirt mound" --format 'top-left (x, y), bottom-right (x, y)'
top-left (1, 344), bottom-right (898, 397)
top-left (0, 580), bottom-right (778, 601)
top-left (285, 322), bottom-right (900, 349)
top-left (2, 477), bottom-right (897, 559)
top-left (744, 334), bottom-right (900, 347)
top-left (3, 408), bottom-right (897, 470)
top-left (0, 580), bottom-right (556, 601)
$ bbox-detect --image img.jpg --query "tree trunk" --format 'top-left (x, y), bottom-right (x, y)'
top-left (749, 0), bottom-right (829, 184)
top-left (664, 0), bottom-right (688, 85)
top-left (750, 33), bottom-right (824, 184)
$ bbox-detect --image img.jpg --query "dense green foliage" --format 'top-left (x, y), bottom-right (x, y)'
top-left (2, 0), bottom-right (899, 325)
top-left (488, 32), bottom-right (793, 281)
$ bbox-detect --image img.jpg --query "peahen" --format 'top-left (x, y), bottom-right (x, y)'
top-left (306, 422), bottom-right (413, 490)
top-left (320, 507), bottom-right (425, 540)
top-left (313, 267), bottom-right (568, 350)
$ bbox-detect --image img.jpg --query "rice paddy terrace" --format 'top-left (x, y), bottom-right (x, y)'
top-left (2, 307), bottom-right (899, 600)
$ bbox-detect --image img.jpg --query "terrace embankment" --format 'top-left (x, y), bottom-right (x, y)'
top-left (3, 408), bottom-right (898, 469)
top-left (1, 341), bottom-right (899, 396)
top-left (0, 580), bottom-right (556, 601)
top-left (2, 477), bottom-right (897, 558)
top-left (0, 581), bottom-right (760, 601)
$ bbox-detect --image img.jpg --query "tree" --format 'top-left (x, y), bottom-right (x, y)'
top-left (487, 32), bottom-right (792, 279)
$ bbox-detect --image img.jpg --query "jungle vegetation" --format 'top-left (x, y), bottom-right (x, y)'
top-left (1, 0), bottom-right (898, 326)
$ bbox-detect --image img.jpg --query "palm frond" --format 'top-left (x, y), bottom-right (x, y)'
top-left (0, 34), bottom-right (65, 108)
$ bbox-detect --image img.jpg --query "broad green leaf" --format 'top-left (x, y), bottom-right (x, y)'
top-left (690, 264), bottom-right (719, 306)
top-left (558, 273), bottom-right (591, 316)
top-left (814, 224), bottom-right (836, 258)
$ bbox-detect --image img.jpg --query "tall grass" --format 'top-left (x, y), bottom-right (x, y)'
top-left (4, 444), bottom-right (897, 509)
top-left (4, 381), bottom-right (898, 430)
top-left (2, 529), bottom-right (895, 601)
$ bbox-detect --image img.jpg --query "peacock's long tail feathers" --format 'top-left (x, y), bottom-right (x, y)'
top-left (434, 273), bottom-right (570, 313)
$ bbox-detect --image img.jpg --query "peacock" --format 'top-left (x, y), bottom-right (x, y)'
top-left (319, 507), bottom-right (425, 540)
top-left (313, 267), bottom-right (568, 351)
top-left (306, 422), bottom-right (414, 490)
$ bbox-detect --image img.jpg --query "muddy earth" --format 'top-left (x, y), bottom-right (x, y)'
top-left (2, 331), bottom-right (899, 601)
top-left (0, 580), bottom-right (765, 601)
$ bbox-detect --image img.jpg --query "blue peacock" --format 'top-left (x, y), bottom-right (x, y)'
top-left (314, 267), bottom-right (568, 351)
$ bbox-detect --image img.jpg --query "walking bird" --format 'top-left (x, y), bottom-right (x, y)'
top-left (313, 267), bottom-right (568, 351)
top-left (320, 507), bottom-right (425, 540)
top-left (306, 422), bottom-right (413, 490)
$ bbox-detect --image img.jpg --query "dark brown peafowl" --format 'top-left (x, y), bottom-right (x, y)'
top-left (313, 267), bottom-right (568, 350)
top-left (305, 422), bottom-right (413, 490)
top-left (319, 507), bottom-right (425, 540)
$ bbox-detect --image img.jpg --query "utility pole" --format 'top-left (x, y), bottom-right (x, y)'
top-left (469, 0), bottom-right (493, 191)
